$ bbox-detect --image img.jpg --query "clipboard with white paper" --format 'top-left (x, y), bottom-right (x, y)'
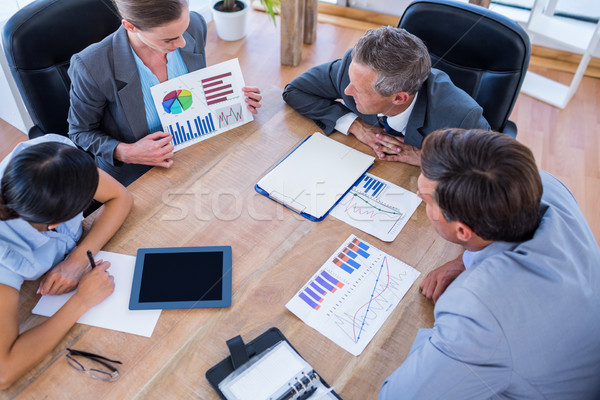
top-left (255, 133), bottom-right (375, 221)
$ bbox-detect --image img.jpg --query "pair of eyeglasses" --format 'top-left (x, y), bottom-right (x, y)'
top-left (65, 348), bottom-right (122, 382)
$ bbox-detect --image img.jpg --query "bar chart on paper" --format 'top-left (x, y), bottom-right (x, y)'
top-left (298, 270), bottom-right (345, 310)
top-left (201, 72), bottom-right (235, 106)
top-left (150, 58), bottom-right (253, 152)
top-left (286, 235), bottom-right (420, 356)
top-left (166, 114), bottom-right (216, 146)
top-left (330, 173), bottom-right (422, 242)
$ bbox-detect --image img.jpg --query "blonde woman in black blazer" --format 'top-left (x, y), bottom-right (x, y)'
top-left (68, 0), bottom-right (261, 186)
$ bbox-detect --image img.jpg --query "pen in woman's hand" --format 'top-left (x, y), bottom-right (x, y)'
top-left (86, 250), bottom-right (96, 269)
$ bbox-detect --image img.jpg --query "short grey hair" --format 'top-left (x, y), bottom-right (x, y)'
top-left (352, 26), bottom-right (431, 96)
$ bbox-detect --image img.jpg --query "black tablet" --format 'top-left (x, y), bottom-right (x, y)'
top-left (129, 246), bottom-right (232, 310)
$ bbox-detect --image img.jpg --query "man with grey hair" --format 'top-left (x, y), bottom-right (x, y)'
top-left (283, 26), bottom-right (490, 165)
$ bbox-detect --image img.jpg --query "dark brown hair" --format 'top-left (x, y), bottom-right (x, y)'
top-left (420, 129), bottom-right (543, 242)
top-left (112, 0), bottom-right (187, 30)
top-left (352, 26), bottom-right (431, 96)
top-left (0, 142), bottom-right (99, 224)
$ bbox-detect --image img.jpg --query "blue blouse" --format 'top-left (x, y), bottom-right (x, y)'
top-left (0, 135), bottom-right (83, 291)
top-left (131, 47), bottom-right (189, 134)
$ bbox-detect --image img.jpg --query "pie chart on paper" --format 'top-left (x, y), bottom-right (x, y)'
top-left (162, 89), bottom-right (193, 114)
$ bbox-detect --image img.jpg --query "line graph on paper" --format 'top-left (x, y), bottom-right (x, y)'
top-left (286, 235), bottom-right (420, 356)
top-left (337, 192), bottom-right (404, 231)
top-left (216, 104), bottom-right (244, 128)
top-left (330, 174), bottom-right (422, 242)
top-left (353, 256), bottom-right (389, 343)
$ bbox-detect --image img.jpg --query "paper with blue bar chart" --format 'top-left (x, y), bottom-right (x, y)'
top-left (286, 235), bottom-right (420, 356)
top-left (150, 58), bottom-right (252, 152)
top-left (330, 173), bottom-right (421, 242)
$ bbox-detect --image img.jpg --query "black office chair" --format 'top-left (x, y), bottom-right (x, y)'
top-left (2, 0), bottom-right (121, 139)
top-left (398, 0), bottom-right (530, 137)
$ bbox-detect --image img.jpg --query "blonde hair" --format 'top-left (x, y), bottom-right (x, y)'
top-left (111, 0), bottom-right (187, 30)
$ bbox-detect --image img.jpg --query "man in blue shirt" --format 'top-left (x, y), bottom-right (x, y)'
top-left (379, 129), bottom-right (600, 399)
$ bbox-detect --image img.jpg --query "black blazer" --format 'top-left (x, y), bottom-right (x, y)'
top-left (67, 12), bottom-right (208, 186)
top-left (283, 49), bottom-right (490, 148)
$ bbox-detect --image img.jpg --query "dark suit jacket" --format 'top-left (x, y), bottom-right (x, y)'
top-left (67, 12), bottom-right (207, 186)
top-left (282, 49), bottom-right (490, 148)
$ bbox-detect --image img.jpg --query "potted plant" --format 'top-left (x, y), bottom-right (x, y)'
top-left (212, 0), bottom-right (279, 41)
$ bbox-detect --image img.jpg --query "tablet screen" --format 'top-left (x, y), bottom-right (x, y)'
top-left (129, 246), bottom-right (232, 310)
top-left (139, 252), bottom-right (223, 303)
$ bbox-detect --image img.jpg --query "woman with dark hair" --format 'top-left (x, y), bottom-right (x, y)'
top-left (68, 0), bottom-right (262, 186)
top-left (0, 135), bottom-right (133, 389)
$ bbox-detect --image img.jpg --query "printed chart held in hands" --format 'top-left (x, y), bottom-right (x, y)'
top-left (150, 58), bottom-right (253, 152)
top-left (330, 173), bottom-right (421, 242)
top-left (286, 234), bottom-right (420, 356)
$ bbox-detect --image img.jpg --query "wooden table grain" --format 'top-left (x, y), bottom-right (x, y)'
top-left (9, 86), bottom-right (462, 400)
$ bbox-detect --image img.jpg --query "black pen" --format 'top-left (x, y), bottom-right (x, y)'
top-left (86, 250), bottom-right (96, 269)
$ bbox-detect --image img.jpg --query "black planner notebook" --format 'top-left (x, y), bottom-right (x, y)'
top-left (206, 327), bottom-right (342, 400)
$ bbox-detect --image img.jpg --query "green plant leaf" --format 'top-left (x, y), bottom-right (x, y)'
top-left (261, 0), bottom-right (281, 27)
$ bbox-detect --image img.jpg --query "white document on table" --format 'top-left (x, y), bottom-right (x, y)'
top-left (286, 234), bottom-right (420, 356)
top-left (330, 173), bottom-right (422, 242)
top-left (32, 251), bottom-right (161, 337)
top-left (256, 133), bottom-right (375, 220)
top-left (150, 58), bottom-right (253, 152)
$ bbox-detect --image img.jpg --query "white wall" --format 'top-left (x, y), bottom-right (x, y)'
top-left (0, 23), bottom-right (31, 134)
top-left (347, 0), bottom-right (410, 16)
top-left (190, 0), bottom-right (213, 22)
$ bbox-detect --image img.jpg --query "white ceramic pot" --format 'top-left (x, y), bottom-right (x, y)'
top-left (211, 0), bottom-right (249, 41)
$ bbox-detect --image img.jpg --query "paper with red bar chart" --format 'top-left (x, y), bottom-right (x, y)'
top-left (150, 58), bottom-right (252, 152)
top-left (286, 234), bottom-right (420, 356)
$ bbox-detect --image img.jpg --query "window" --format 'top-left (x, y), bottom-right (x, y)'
top-left (0, 0), bottom-right (35, 22)
top-left (494, 0), bottom-right (599, 22)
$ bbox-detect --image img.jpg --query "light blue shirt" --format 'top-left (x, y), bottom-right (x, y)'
top-left (379, 171), bottom-right (600, 399)
top-left (131, 47), bottom-right (189, 134)
top-left (462, 248), bottom-right (481, 269)
top-left (0, 135), bottom-right (84, 291)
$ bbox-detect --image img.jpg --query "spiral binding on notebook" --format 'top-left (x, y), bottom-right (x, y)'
top-left (277, 371), bottom-right (320, 400)
top-left (217, 340), bottom-right (339, 400)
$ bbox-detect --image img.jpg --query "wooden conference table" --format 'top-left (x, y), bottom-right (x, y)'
top-left (11, 86), bottom-right (462, 400)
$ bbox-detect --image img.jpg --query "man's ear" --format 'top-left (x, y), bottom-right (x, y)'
top-left (47, 223), bottom-right (61, 231)
top-left (455, 222), bottom-right (473, 243)
top-left (392, 91), bottom-right (411, 105)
